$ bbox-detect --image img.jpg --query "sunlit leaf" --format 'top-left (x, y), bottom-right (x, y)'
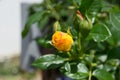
top-left (88, 23), bottom-right (111, 42)
top-left (93, 69), bottom-right (114, 80)
top-left (106, 20), bottom-right (120, 46)
top-left (60, 63), bottom-right (89, 79)
top-left (110, 13), bottom-right (120, 31)
top-left (33, 54), bottom-right (66, 70)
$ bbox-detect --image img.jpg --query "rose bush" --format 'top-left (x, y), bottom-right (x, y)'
top-left (22, 0), bottom-right (120, 80)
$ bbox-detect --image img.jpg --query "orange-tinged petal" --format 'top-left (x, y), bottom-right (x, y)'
top-left (52, 31), bottom-right (73, 51)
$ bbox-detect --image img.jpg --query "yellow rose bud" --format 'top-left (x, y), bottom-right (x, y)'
top-left (52, 31), bottom-right (73, 51)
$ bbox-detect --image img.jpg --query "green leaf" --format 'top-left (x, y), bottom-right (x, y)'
top-left (33, 54), bottom-right (66, 70)
top-left (77, 63), bottom-right (88, 73)
top-left (93, 69), bottom-right (114, 80)
top-left (88, 23), bottom-right (111, 42)
top-left (103, 59), bottom-right (120, 71)
top-left (22, 11), bottom-right (49, 38)
top-left (105, 21), bottom-right (120, 46)
top-left (79, 0), bottom-right (102, 17)
top-left (110, 13), bottom-right (120, 31)
top-left (60, 63), bottom-right (89, 79)
top-left (101, 1), bottom-right (113, 12)
top-left (65, 62), bottom-right (71, 72)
